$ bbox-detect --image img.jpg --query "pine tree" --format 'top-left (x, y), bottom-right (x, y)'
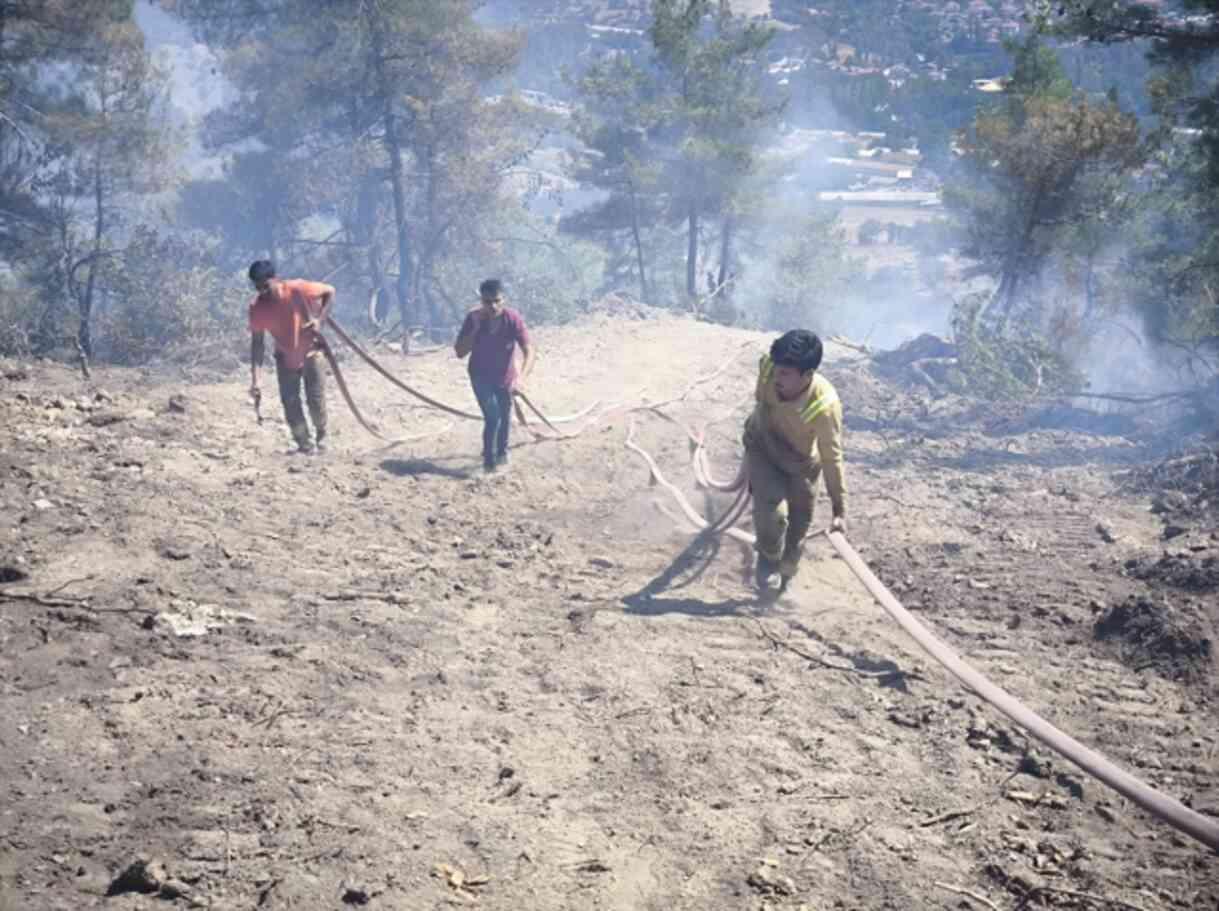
top-left (1035, 0), bottom-right (1219, 354)
top-left (170, 0), bottom-right (526, 334)
top-left (565, 53), bottom-right (666, 303)
top-left (649, 0), bottom-right (780, 302)
top-left (945, 37), bottom-right (1142, 330)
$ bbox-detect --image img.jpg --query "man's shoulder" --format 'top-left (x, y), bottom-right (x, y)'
top-left (504, 307), bottom-right (527, 325)
top-left (812, 372), bottom-right (840, 400)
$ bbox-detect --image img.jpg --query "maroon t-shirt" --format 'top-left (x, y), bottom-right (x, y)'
top-left (461, 307), bottom-right (529, 387)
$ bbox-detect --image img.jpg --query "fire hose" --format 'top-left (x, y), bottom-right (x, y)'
top-left (254, 315), bottom-right (604, 442)
top-left (628, 420), bottom-right (1219, 853)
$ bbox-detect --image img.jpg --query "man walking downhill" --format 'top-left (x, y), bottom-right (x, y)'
top-left (454, 279), bottom-right (534, 472)
top-left (247, 259), bottom-right (336, 454)
top-left (744, 329), bottom-right (847, 591)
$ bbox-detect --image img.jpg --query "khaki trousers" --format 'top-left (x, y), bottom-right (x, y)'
top-left (276, 351), bottom-right (327, 449)
top-left (744, 423), bottom-right (820, 578)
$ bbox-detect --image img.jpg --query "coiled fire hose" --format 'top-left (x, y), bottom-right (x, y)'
top-left (627, 420), bottom-right (1219, 853)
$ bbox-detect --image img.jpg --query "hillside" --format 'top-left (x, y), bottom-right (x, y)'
top-left (0, 313), bottom-right (1216, 909)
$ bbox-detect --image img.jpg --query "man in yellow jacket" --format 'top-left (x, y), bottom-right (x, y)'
top-left (744, 329), bottom-right (847, 591)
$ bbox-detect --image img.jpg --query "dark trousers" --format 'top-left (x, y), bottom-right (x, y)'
top-left (470, 375), bottom-right (512, 463)
top-left (276, 352), bottom-right (327, 448)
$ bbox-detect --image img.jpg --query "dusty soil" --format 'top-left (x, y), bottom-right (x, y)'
top-left (1, 312), bottom-right (1216, 910)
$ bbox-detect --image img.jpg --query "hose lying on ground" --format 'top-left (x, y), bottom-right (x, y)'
top-left (627, 416), bottom-right (1219, 854)
top-left (305, 315), bottom-right (605, 440)
top-left (314, 319), bottom-right (761, 446)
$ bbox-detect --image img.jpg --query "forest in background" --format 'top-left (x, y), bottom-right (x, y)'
top-left (1, 0), bottom-right (1218, 399)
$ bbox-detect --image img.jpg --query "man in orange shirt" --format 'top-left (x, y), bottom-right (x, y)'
top-left (247, 260), bottom-right (336, 454)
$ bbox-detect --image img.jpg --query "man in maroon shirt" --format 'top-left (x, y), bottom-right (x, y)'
top-left (455, 279), bottom-right (534, 472)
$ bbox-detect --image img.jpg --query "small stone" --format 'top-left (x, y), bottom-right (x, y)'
top-left (32, 498), bottom-right (53, 511)
top-left (1018, 751), bottom-right (1051, 779)
top-left (159, 879), bottom-right (192, 899)
top-left (107, 857), bottom-right (166, 896)
top-left (167, 394), bottom-right (189, 414)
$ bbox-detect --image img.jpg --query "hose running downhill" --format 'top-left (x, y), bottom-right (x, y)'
top-left (629, 421), bottom-right (1219, 854)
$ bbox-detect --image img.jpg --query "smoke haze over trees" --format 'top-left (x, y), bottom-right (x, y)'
top-left (0, 0), bottom-right (1215, 396)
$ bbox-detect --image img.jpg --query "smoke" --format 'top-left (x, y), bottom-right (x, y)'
top-left (134, 0), bottom-right (229, 179)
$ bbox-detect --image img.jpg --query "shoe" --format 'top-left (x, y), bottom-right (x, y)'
top-left (295, 442), bottom-right (315, 455)
top-left (754, 555), bottom-right (778, 589)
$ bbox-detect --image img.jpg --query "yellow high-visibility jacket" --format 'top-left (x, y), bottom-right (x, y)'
top-left (746, 353), bottom-right (847, 518)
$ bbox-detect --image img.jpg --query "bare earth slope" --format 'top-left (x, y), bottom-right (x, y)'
top-left (1, 313), bottom-right (1216, 910)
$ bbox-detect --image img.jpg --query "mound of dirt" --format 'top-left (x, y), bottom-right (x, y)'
top-left (870, 333), bottom-right (965, 397)
top-left (583, 291), bottom-right (664, 321)
top-left (1127, 548), bottom-right (1219, 592)
top-left (1093, 596), bottom-right (1215, 684)
top-left (1122, 446), bottom-right (1219, 519)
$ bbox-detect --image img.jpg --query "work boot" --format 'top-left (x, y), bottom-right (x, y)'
top-left (754, 555), bottom-right (779, 590)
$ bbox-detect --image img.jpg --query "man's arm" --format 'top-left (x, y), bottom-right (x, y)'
top-left (300, 282), bottom-right (336, 329)
top-left (813, 406), bottom-right (847, 527)
top-left (250, 331), bottom-right (266, 392)
top-left (517, 341), bottom-right (535, 385)
top-left (314, 284), bottom-right (335, 325)
top-left (514, 315), bottom-right (534, 386)
top-left (455, 312), bottom-right (480, 359)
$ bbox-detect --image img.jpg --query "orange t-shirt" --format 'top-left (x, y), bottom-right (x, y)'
top-left (248, 279), bottom-right (334, 370)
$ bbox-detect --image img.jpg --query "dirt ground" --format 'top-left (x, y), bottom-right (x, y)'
top-left (1, 311), bottom-right (1216, 910)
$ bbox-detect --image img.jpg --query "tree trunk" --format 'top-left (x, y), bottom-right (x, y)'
top-left (386, 121), bottom-right (413, 338)
top-left (716, 213), bottom-right (734, 291)
top-left (80, 140), bottom-right (105, 357)
top-left (423, 141), bottom-right (438, 332)
top-left (369, 15), bottom-right (413, 342)
top-left (629, 184), bottom-right (649, 304)
top-left (686, 207), bottom-right (698, 302)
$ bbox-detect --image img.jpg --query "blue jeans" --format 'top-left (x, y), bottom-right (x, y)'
top-left (470, 375), bottom-right (513, 463)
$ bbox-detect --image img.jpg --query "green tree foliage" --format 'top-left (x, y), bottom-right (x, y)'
top-left (0, 2), bottom-right (173, 357)
top-left (0, 1), bottom-right (133, 263)
top-left (170, 0), bottom-right (530, 334)
top-left (94, 224), bottom-right (246, 365)
top-left (1035, 0), bottom-right (1219, 355)
top-left (744, 211), bottom-right (855, 332)
top-left (565, 54), bottom-right (666, 303)
top-left (44, 19), bottom-right (175, 356)
top-left (945, 37), bottom-right (1142, 331)
top-left (567, 0), bottom-right (780, 309)
top-left (650, 0), bottom-right (781, 301)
